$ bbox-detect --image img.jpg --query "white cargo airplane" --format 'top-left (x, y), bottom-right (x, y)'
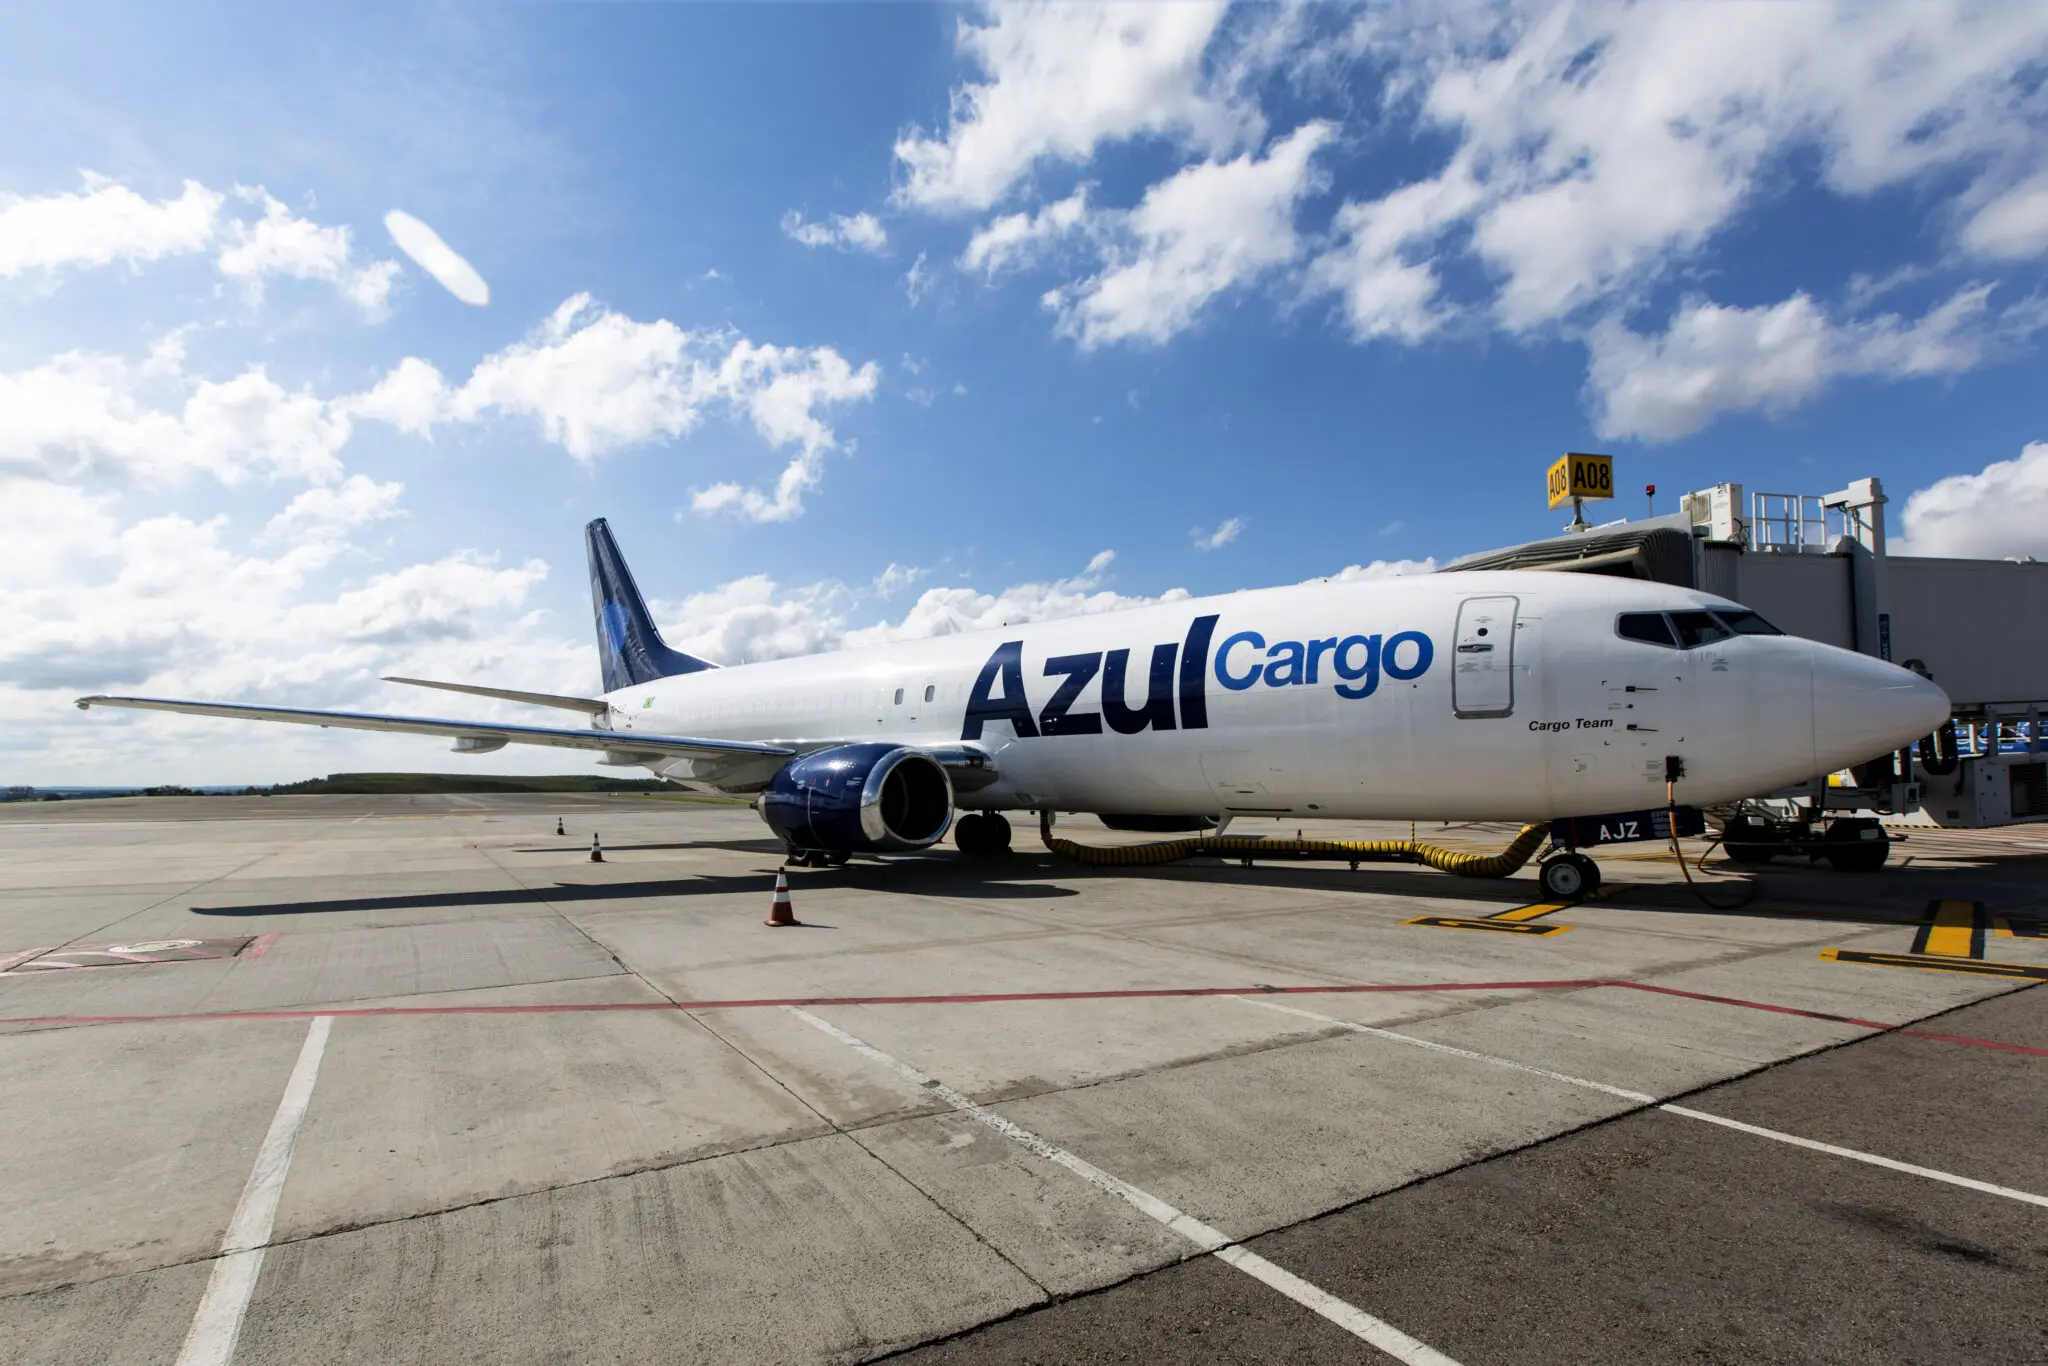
top-left (79, 518), bottom-right (1947, 898)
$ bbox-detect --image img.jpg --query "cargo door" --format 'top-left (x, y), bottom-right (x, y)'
top-left (1452, 596), bottom-right (1518, 718)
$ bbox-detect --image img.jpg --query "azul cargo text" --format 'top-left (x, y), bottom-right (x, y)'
top-left (962, 614), bottom-right (1437, 741)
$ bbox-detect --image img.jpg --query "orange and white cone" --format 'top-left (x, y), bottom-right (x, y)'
top-left (765, 868), bottom-right (800, 927)
top-left (589, 833), bottom-right (604, 863)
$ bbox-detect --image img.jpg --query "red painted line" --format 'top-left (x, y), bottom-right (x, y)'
top-left (0, 978), bottom-right (1604, 1029)
top-left (1890, 1029), bottom-right (2048, 1058)
top-left (1, 974), bottom-right (2036, 1056)
top-left (1607, 981), bottom-right (1896, 1031)
top-left (240, 933), bottom-right (280, 960)
top-left (1605, 980), bottom-right (2047, 1057)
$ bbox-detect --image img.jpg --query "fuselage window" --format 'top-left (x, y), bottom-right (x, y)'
top-left (1616, 612), bottom-right (1678, 648)
top-left (923, 684), bottom-right (935, 703)
top-left (1669, 610), bottom-right (1735, 649)
top-left (1710, 609), bottom-right (1783, 636)
top-left (893, 688), bottom-right (904, 706)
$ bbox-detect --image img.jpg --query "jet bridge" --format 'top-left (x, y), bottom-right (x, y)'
top-left (1447, 475), bottom-right (2048, 828)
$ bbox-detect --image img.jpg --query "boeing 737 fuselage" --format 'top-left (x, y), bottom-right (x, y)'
top-left (80, 519), bottom-right (1949, 881)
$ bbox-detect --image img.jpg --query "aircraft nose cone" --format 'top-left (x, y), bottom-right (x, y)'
top-left (1811, 648), bottom-right (1951, 772)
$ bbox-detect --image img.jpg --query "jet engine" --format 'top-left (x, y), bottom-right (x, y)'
top-left (758, 742), bottom-right (954, 855)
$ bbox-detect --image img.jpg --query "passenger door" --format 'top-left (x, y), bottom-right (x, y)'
top-left (1453, 596), bottom-right (1518, 718)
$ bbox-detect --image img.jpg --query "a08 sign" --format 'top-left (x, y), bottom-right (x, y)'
top-left (1547, 452), bottom-right (1613, 509)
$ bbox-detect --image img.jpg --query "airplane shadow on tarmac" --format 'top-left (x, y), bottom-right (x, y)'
top-left (183, 841), bottom-right (2040, 928)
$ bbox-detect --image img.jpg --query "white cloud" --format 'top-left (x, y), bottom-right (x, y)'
top-left (217, 190), bottom-right (399, 319)
top-left (0, 481), bottom-right (572, 783)
top-left (0, 175), bottom-right (222, 277)
top-left (873, 563), bottom-right (927, 598)
top-left (903, 251), bottom-right (934, 305)
top-left (1585, 285), bottom-right (2015, 441)
top-left (1327, 558), bottom-right (1436, 581)
top-left (1319, 5), bottom-right (2048, 336)
top-left (263, 474), bottom-right (406, 545)
top-left (0, 173), bottom-right (404, 318)
top-left (0, 348), bottom-right (351, 487)
top-left (1894, 441), bottom-right (2048, 560)
top-left (450, 294), bottom-right (700, 460)
top-left (1191, 516), bottom-right (1242, 550)
top-left (961, 187), bottom-right (1092, 274)
top-left (781, 210), bottom-right (890, 254)
top-left (1048, 121), bottom-right (1333, 348)
top-left (686, 339), bottom-right (882, 522)
top-left (894, 0), bottom-right (1249, 213)
top-left (1959, 172), bottom-right (2048, 263)
top-left (347, 295), bottom-right (878, 517)
top-left (383, 209), bottom-right (491, 306)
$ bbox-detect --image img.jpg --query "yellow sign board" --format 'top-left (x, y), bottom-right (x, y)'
top-left (1547, 452), bottom-right (1614, 509)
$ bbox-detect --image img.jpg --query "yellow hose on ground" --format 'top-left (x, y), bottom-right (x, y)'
top-left (1037, 813), bottom-right (1550, 878)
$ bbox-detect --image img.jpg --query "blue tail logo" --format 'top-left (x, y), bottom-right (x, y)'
top-left (585, 519), bottom-right (717, 693)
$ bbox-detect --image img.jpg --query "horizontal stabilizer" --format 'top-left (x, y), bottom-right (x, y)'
top-left (75, 695), bottom-right (792, 762)
top-left (382, 676), bottom-right (608, 716)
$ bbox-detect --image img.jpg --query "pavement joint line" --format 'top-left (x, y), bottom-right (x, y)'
top-left (3, 977), bottom-right (2042, 1055)
top-left (174, 1015), bottom-right (332, 1366)
top-left (476, 840), bottom-right (1067, 1303)
top-left (784, 1005), bottom-right (1462, 1366)
top-left (1226, 997), bottom-right (2048, 1210)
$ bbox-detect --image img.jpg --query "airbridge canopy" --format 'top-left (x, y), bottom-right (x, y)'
top-left (1445, 480), bottom-right (2048, 717)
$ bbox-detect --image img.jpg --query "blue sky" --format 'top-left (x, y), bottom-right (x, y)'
top-left (5, 2), bottom-right (2046, 783)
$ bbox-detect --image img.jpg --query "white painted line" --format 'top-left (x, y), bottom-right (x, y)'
top-left (175, 1015), bottom-right (333, 1366)
top-left (786, 1006), bottom-right (1460, 1366)
top-left (1230, 997), bottom-right (2048, 1209)
top-left (1659, 1105), bottom-right (2048, 1208)
top-left (1232, 995), bottom-right (1657, 1104)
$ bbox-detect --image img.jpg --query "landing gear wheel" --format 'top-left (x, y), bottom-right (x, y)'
top-left (955, 813), bottom-right (1013, 858)
top-left (1538, 852), bottom-right (1601, 901)
top-left (1720, 816), bottom-right (1779, 867)
top-left (1823, 818), bottom-right (1889, 872)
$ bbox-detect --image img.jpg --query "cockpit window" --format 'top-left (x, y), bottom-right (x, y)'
top-left (1616, 612), bottom-right (1678, 648)
top-left (1710, 609), bottom-right (1782, 636)
top-left (1669, 610), bottom-right (1735, 648)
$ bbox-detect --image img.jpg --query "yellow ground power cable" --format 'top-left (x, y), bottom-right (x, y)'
top-left (1038, 812), bottom-right (1551, 877)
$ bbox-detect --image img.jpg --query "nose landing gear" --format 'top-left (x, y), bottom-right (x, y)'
top-left (1537, 851), bottom-right (1602, 901)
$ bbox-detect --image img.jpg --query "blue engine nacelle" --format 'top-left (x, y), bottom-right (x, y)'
top-left (758, 743), bottom-right (955, 854)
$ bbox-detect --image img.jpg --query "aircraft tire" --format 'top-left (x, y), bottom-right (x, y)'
top-left (1538, 852), bottom-right (1599, 901)
top-left (956, 813), bottom-right (1013, 858)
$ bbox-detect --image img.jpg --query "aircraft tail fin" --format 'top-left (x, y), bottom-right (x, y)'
top-left (585, 518), bottom-right (718, 693)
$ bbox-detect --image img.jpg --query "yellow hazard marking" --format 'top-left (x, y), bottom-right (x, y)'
top-left (1993, 916), bottom-right (2045, 939)
top-left (1402, 915), bottom-right (1571, 937)
top-left (1911, 900), bottom-right (1983, 959)
top-left (1820, 948), bottom-right (2048, 981)
top-left (1490, 900), bottom-right (1571, 923)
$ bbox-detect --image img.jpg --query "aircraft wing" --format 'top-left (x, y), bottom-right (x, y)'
top-left (74, 695), bottom-right (793, 762)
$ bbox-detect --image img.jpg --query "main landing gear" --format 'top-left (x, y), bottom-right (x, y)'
top-left (1537, 851), bottom-right (1602, 901)
top-left (1721, 812), bottom-right (1890, 871)
top-left (954, 812), bottom-right (1013, 858)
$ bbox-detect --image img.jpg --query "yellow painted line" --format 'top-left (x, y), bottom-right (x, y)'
top-left (1821, 948), bottom-right (2048, 981)
top-left (1490, 900), bottom-right (1572, 923)
top-left (1993, 916), bottom-right (2045, 939)
top-left (1485, 882), bottom-right (1628, 924)
top-left (1911, 900), bottom-right (1983, 959)
top-left (1402, 915), bottom-right (1571, 937)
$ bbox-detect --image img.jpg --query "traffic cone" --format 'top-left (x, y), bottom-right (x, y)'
top-left (589, 833), bottom-right (604, 863)
top-left (556, 818), bottom-right (565, 836)
top-left (765, 868), bottom-right (800, 927)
